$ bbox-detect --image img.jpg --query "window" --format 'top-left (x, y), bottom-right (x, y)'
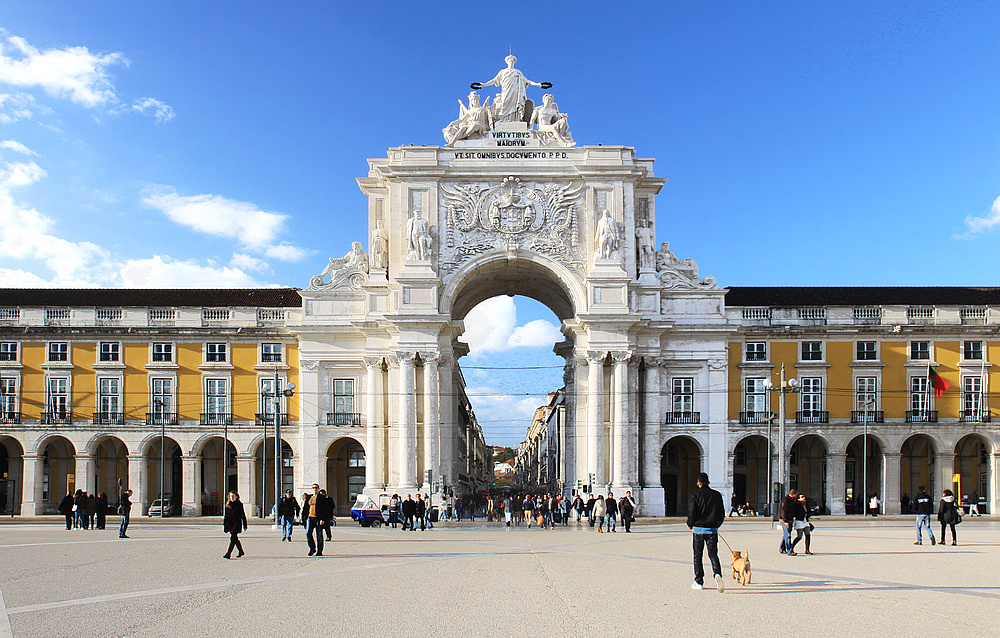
top-left (745, 342), bottom-right (766, 362)
top-left (46, 378), bottom-right (68, 418)
top-left (910, 376), bottom-right (929, 412)
top-left (856, 341), bottom-right (877, 361)
top-left (261, 343), bottom-right (282, 363)
top-left (963, 376), bottom-right (984, 417)
top-left (333, 379), bottom-right (355, 414)
top-left (152, 343), bottom-right (173, 362)
top-left (348, 448), bottom-right (366, 467)
top-left (963, 341), bottom-right (984, 361)
top-left (98, 378), bottom-right (120, 416)
top-left (0, 377), bottom-right (17, 418)
top-left (801, 342), bottom-right (822, 361)
top-left (744, 378), bottom-right (767, 412)
top-left (260, 378), bottom-right (285, 415)
top-left (0, 342), bottom-right (16, 362)
top-left (99, 342), bottom-right (120, 362)
top-left (206, 343), bottom-right (227, 362)
top-left (800, 377), bottom-right (822, 413)
top-left (856, 377), bottom-right (878, 410)
top-left (910, 341), bottom-right (930, 361)
top-left (205, 379), bottom-right (227, 416)
top-left (672, 377), bottom-right (694, 413)
top-left (48, 342), bottom-right (68, 362)
top-left (734, 443), bottom-right (747, 466)
top-left (151, 378), bottom-right (173, 414)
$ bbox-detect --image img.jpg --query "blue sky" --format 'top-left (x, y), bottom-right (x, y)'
top-left (2, 2), bottom-right (999, 444)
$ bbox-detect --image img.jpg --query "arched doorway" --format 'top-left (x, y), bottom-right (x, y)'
top-left (901, 434), bottom-right (936, 512)
top-left (954, 434), bottom-right (991, 513)
top-left (255, 438), bottom-right (292, 518)
top-left (327, 438), bottom-right (366, 516)
top-left (732, 435), bottom-right (768, 514)
top-left (145, 436), bottom-right (181, 516)
top-left (790, 435), bottom-right (827, 513)
top-left (200, 437), bottom-right (236, 515)
top-left (846, 435), bottom-right (883, 514)
top-left (92, 436), bottom-right (127, 505)
top-left (660, 436), bottom-right (700, 515)
top-left (0, 436), bottom-right (24, 515)
top-left (39, 436), bottom-right (76, 512)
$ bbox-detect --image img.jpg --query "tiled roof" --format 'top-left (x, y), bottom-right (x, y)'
top-left (0, 288), bottom-right (302, 307)
top-left (724, 286), bottom-right (1000, 307)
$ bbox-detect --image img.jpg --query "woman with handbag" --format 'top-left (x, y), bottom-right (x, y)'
top-left (223, 491), bottom-right (248, 559)
top-left (937, 489), bottom-right (960, 546)
top-left (788, 493), bottom-right (813, 555)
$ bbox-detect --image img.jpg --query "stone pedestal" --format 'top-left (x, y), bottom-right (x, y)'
top-left (827, 453), bottom-right (847, 515)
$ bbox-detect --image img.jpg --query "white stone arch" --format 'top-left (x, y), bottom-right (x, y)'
top-left (439, 250), bottom-right (587, 321)
top-left (137, 432), bottom-right (182, 457)
top-left (246, 433), bottom-right (297, 460)
top-left (190, 432), bottom-right (235, 457)
top-left (30, 432), bottom-right (78, 456)
top-left (0, 433), bottom-right (27, 456)
top-left (789, 431), bottom-right (832, 452)
top-left (894, 430), bottom-right (944, 455)
top-left (324, 434), bottom-right (367, 458)
top-left (837, 431), bottom-right (889, 455)
top-left (83, 432), bottom-right (131, 457)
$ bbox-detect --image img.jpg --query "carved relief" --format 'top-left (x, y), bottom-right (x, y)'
top-left (441, 177), bottom-right (582, 273)
top-left (309, 242), bottom-right (369, 290)
top-left (655, 241), bottom-right (720, 290)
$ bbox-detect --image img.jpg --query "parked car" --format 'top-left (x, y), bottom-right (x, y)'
top-left (147, 498), bottom-right (175, 517)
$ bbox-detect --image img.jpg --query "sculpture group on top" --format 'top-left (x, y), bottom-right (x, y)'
top-left (443, 56), bottom-right (573, 147)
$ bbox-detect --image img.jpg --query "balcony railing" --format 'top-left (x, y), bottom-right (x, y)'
top-left (41, 411), bottom-right (72, 424)
top-left (146, 412), bottom-right (179, 425)
top-left (851, 410), bottom-right (885, 424)
top-left (201, 412), bottom-right (232, 426)
top-left (906, 410), bottom-right (938, 423)
top-left (739, 411), bottom-right (773, 425)
top-left (93, 412), bottom-right (124, 425)
top-left (327, 412), bottom-right (362, 426)
top-left (795, 410), bottom-right (829, 424)
top-left (255, 413), bottom-right (289, 427)
top-left (960, 409), bottom-right (991, 423)
top-left (665, 411), bottom-right (700, 424)
top-left (0, 411), bottom-right (20, 424)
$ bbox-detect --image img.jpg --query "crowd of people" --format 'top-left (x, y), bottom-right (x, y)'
top-left (57, 489), bottom-right (110, 531)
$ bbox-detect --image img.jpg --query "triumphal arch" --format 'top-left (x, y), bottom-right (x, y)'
top-left (294, 57), bottom-right (730, 515)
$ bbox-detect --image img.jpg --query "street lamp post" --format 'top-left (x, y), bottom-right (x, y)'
top-left (861, 399), bottom-right (875, 517)
top-left (153, 399), bottom-right (165, 518)
top-left (263, 367), bottom-right (294, 531)
top-left (763, 364), bottom-right (798, 518)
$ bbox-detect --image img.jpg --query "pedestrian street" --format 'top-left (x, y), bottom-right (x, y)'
top-left (1, 518), bottom-right (997, 637)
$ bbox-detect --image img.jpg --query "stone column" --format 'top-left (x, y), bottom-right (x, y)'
top-left (397, 351), bottom-right (417, 491)
top-left (75, 455), bottom-right (92, 495)
top-left (707, 359), bottom-right (729, 495)
top-left (936, 452), bottom-right (957, 500)
top-left (992, 453), bottom-right (1000, 516)
top-left (827, 453), bottom-right (847, 515)
top-left (236, 454), bottom-right (254, 516)
top-left (297, 359), bottom-right (321, 493)
top-left (363, 357), bottom-right (382, 492)
top-left (21, 453), bottom-right (44, 516)
top-left (385, 356), bottom-right (400, 488)
top-left (182, 454), bottom-right (201, 517)
top-left (421, 353), bottom-right (440, 492)
top-left (611, 351), bottom-right (630, 491)
top-left (438, 356), bottom-right (454, 493)
top-left (586, 351), bottom-right (606, 489)
top-left (882, 452), bottom-right (901, 515)
top-left (127, 453), bottom-right (146, 515)
top-left (640, 359), bottom-right (664, 516)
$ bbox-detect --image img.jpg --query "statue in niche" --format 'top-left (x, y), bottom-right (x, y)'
top-left (309, 241), bottom-right (369, 290)
top-left (443, 91), bottom-right (493, 145)
top-left (656, 241), bottom-right (699, 278)
top-left (370, 219), bottom-right (388, 269)
top-left (529, 94), bottom-right (572, 145)
top-left (594, 209), bottom-right (620, 260)
top-left (406, 209), bottom-right (432, 261)
top-left (478, 55), bottom-right (548, 124)
top-left (636, 220), bottom-right (655, 269)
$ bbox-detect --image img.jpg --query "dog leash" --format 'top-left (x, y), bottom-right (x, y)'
top-left (718, 533), bottom-right (735, 554)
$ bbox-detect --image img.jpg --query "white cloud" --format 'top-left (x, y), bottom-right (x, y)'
top-left (143, 187), bottom-right (306, 260)
top-left (959, 196), bottom-right (1000, 238)
top-left (0, 267), bottom-right (49, 287)
top-left (0, 140), bottom-right (36, 155)
top-left (120, 255), bottom-right (266, 288)
top-left (0, 34), bottom-right (126, 108)
top-left (131, 97), bottom-right (174, 123)
top-left (508, 319), bottom-right (562, 348)
top-left (461, 296), bottom-right (561, 355)
top-left (0, 159), bottom-right (45, 187)
top-left (0, 92), bottom-right (38, 123)
top-left (230, 252), bottom-right (270, 273)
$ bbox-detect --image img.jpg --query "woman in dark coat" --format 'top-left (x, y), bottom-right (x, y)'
top-left (937, 489), bottom-right (960, 546)
top-left (223, 491), bottom-right (248, 559)
top-left (95, 492), bottom-right (109, 529)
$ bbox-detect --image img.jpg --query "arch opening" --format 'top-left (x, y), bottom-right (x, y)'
top-left (254, 438), bottom-right (293, 517)
top-left (900, 434), bottom-right (936, 513)
top-left (732, 435), bottom-right (769, 515)
top-left (846, 435), bottom-right (882, 515)
top-left (660, 436), bottom-right (701, 515)
top-left (326, 437), bottom-right (365, 516)
top-left (954, 434), bottom-right (990, 513)
top-left (201, 437), bottom-right (237, 515)
top-left (790, 435), bottom-right (828, 514)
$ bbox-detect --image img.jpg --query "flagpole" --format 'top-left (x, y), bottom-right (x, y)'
top-left (926, 361), bottom-right (931, 421)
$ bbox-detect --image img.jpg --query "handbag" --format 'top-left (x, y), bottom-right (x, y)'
top-left (954, 506), bottom-right (963, 525)
top-left (808, 522), bottom-right (815, 532)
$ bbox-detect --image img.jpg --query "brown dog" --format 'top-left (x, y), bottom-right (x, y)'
top-left (730, 549), bottom-right (751, 585)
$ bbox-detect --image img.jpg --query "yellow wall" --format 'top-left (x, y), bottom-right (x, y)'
top-left (826, 342), bottom-right (853, 418)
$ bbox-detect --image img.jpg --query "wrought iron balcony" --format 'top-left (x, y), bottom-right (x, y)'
top-left (41, 411), bottom-right (72, 425)
top-left (201, 412), bottom-right (232, 426)
top-left (960, 409), bottom-right (991, 423)
top-left (795, 410), bottom-right (829, 424)
top-left (739, 411), bottom-right (773, 425)
top-left (255, 413), bottom-right (289, 427)
top-left (851, 410), bottom-right (884, 424)
top-left (665, 411), bottom-right (700, 424)
top-left (906, 410), bottom-right (938, 423)
top-left (0, 411), bottom-right (20, 424)
top-left (93, 412), bottom-right (124, 425)
top-left (146, 412), bottom-right (179, 425)
top-left (327, 412), bottom-right (362, 426)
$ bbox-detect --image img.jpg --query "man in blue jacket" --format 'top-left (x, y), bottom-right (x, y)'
top-left (686, 473), bottom-right (725, 593)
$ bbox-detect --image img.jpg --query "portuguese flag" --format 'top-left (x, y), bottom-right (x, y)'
top-left (929, 367), bottom-right (951, 398)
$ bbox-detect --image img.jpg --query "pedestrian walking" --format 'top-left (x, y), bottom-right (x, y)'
top-left (503, 495), bottom-right (513, 526)
top-left (868, 493), bottom-right (880, 517)
top-left (302, 483), bottom-right (333, 556)
top-left (423, 494), bottom-right (435, 529)
top-left (319, 489), bottom-right (335, 540)
top-left (118, 489), bottom-right (133, 538)
top-left (402, 494), bottom-right (417, 531)
top-left (778, 489), bottom-right (798, 554)
top-left (388, 493), bottom-right (401, 528)
top-left (788, 493), bottom-right (813, 555)
top-left (85, 492), bottom-right (97, 529)
top-left (593, 495), bottom-right (606, 532)
top-left (937, 489), bottom-right (960, 546)
top-left (573, 494), bottom-right (584, 523)
top-left (560, 496), bottom-right (570, 526)
top-left (620, 491), bottom-right (636, 533)
top-left (95, 492), bottom-right (108, 529)
top-left (730, 493), bottom-right (740, 517)
top-left (913, 485), bottom-right (936, 545)
top-left (969, 490), bottom-right (981, 517)
top-left (278, 489), bottom-right (300, 541)
top-left (686, 472), bottom-right (725, 593)
top-left (58, 492), bottom-right (74, 530)
top-left (523, 494), bottom-right (535, 528)
top-left (605, 492), bottom-right (618, 532)
top-left (73, 489), bottom-right (86, 529)
top-left (222, 491), bottom-right (247, 559)
top-left (415, 494), bottom-right (427, 531)
top-left (586, 494), bottom-right (596, 527)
